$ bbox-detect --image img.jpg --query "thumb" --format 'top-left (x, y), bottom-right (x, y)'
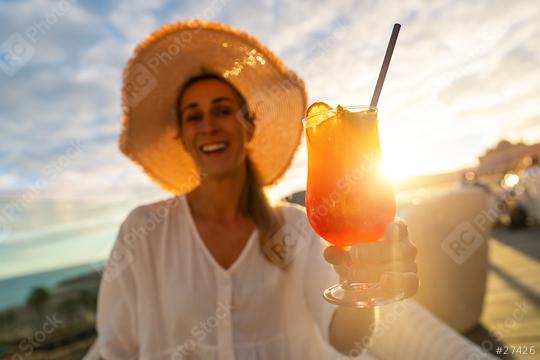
top-left (323, 246), bottom-right (352, 266)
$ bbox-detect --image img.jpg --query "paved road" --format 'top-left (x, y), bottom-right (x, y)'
top-left (466, 226), bottom-right (540, 360)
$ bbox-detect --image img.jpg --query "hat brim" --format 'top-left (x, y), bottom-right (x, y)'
top-left (120, 20), bottom-right (307, 195)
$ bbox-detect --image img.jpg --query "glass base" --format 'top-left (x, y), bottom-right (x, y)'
top-left (323, 281), bottom-right (406, 308)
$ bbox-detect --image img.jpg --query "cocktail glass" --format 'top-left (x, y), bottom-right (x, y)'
top-left (303, 105), bottom-right (406, 307)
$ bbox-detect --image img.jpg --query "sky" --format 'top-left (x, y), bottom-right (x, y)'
top-left (1, 0), bottom-right (540, 200)
top-left (0, 0), bottom-right (540, 279)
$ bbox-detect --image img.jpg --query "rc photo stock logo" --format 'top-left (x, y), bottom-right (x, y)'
top-left (263, 223), bottom-right (302, 268)
top-left (0, 32), bottom-right (35, 76)
top-left (93, 240), bottom-right (135, 283)
top-left (0, 0), bottom-right (78, 76)
top-left (124, 28), bottom-right (205, 107)
top-left (124, 63), bottom-right (158, 107)
top-left (441, 222), bottom-right (485, 265)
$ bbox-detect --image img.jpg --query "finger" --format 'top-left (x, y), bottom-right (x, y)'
top-left (384, 218), bottom-right (408, 243)
top-left (385, 218), bottom-right (417, 259)
top-left (349, 241), bottom-right (380, 263)
top-left (324, 246), bottom-right (352, 266)
top-left (351, 237), bottom-right (417, 264)
top-left (349, 219), bottom-right (413, 264)
top-left (347, 266), bottom-right (380, 283)
top-left (394, 240), bottom-right (417, 262)
top-left (347, 261), bottom-right (417, 283)
top-left (368, 260), bottom-right (418, 276)
top-left (380, 272), bottom-right (419, 298)
top-left (332, 264), bottom-right (349, 281)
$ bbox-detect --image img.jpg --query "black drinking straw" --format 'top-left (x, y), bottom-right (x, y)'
top-left (370, 24), bottom-right (401, 108)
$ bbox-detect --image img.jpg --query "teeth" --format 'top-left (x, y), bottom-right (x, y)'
top-left (201, 143), bottom-right (227, 153)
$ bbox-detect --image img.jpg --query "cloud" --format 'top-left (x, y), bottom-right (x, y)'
top-left (0, 1), bottom-right (139, 194)
top-left (0, 0), bottom-right (539, 201)
top-left (2, 0), bottom-right (540, 280)
top-left (0, 173), bottom-right (19, 188)
top-left (108, 0), bottom-right (166, 44)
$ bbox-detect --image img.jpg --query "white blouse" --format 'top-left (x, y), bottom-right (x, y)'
top-left (83, 195), bottom-right (496, 360)
top-left (83, 195), bottom-right (356, 360)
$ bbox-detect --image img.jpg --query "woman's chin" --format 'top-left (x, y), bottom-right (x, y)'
top-left (199, 165), bottom-right (240, 181)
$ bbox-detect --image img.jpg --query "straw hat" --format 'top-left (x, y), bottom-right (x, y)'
top-left (120, 19), bottom-right (307, 194)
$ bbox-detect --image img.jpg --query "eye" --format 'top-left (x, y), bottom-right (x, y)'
top-left (213, 106), bottom-right (233, 117)
top-left (184, 112), bottom-right (202, 123)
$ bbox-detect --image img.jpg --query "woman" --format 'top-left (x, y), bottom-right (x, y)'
top-left (85, 20), bottom-right (418, 360)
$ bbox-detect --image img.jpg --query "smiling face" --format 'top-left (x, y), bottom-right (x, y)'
top-left (178, 79), bottom-right (254, 180)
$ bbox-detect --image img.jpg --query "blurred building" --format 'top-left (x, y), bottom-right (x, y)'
top-left (477, 140), bottom-right (540, 175)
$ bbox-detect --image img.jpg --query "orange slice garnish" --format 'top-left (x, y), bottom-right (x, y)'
top-left (306, 102), bottom-right (333, 127)
top-left (307, 102), bottom-right (332, 117)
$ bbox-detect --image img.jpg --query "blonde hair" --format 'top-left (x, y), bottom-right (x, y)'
top-left (241, 157), bottom-right (286, 267)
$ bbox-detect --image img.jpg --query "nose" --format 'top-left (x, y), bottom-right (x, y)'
top-left (199, 114), bottom-right (219, 133)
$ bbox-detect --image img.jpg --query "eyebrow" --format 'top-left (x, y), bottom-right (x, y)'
top-left (212, 97), bottom-right (234, 104)
top-left (182, 97), bottom-right (235, 112)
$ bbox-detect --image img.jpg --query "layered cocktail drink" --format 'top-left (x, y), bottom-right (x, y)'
top-left (303, 103), bottom-right (403, 307)
top-left (304, 105), bottom-right (395, 247)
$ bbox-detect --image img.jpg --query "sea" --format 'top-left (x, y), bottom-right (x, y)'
top-left (0, 261), bottom-right (105, 311)
top-left (0, 196), bottom-right (140, 311)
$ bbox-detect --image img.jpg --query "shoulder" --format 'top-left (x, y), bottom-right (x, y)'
top-left (276, 200), bottom-right (320, 245)
top-left (113, 197), bottom-right (184, 260)
top-left (275, 201), bottom-right (330, 268)
top-left (277, 200), bottom-right (308, 221)
top-left (277, 201), bottom-right (314, 233)
top-left (121, 196), bottom-right (182, 230)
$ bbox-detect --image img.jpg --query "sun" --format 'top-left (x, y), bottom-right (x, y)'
top-left (378, 140), bottom-right (424, 184)
top-left (380, 160), bottom-right (412, 184)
